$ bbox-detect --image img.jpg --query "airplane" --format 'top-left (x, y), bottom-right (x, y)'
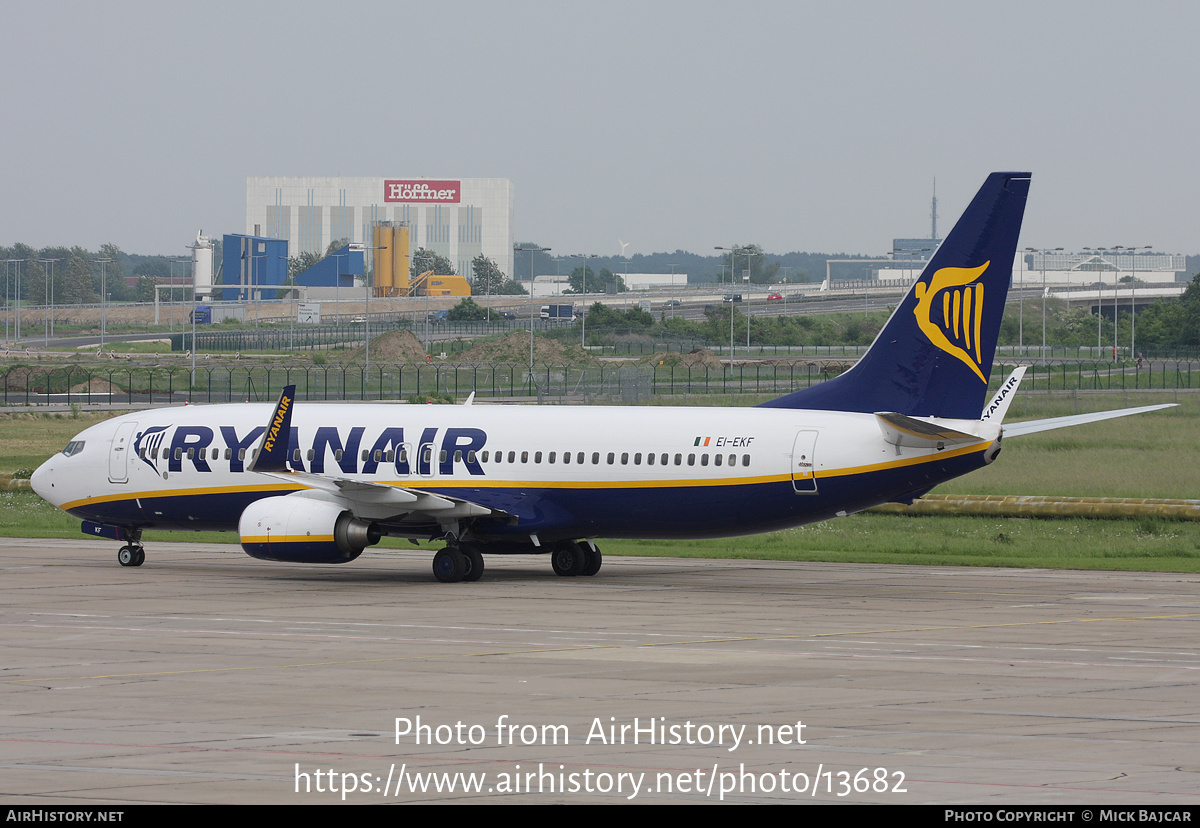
top-left (30, 172), bottom-right (1174, 582)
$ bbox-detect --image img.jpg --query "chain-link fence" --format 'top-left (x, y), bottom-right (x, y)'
top-left (2, 359), bottom-right (1196, 406)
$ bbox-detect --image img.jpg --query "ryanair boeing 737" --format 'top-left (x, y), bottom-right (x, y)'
top-left (30, 173), bottom-right (1172, 581)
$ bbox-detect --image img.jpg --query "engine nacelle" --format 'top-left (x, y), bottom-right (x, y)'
top-left (239, 494), bottom-right (381, 564)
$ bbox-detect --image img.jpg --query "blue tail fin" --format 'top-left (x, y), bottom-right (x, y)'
top-left (761, 172), bottom-right (1030, 419)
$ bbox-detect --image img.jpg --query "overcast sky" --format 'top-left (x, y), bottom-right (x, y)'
top-left (2, 1), bottom-right (1197, 260)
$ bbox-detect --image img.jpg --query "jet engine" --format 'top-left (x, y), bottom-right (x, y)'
top-left (238, 494), bottom-right (381, 564)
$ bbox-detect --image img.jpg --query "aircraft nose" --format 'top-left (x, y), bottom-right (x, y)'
top-left (30, 458), bottom-right (55, 502)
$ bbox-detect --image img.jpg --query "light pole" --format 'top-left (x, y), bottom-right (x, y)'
top-left (331, 249), bottom-right (350, 328)
top-left (38, 259), bottom-right (61, 347)
top-left (1033, 247), bottom-right (1062, 366)
top-left (1122, 245), bottom-right (1151, 358)
top-left (742, 249), bottom-right (761, 350)
top-left (361, 245), bottom-right (386, 374)
top-left (715, 246), bottom-right (751, 368)
top-left (95, 257), bottom-right (113, 353)
top-left (412, 252), bottom-right (434, 354)
top-left (1083, 248), bottom-right (1110, 355)
top-left (515, 245), bottom-right (550, 386)
top-left (2, 259), bottom-right (24, 344)
top-left (573, 253), bottom-right (597, 349)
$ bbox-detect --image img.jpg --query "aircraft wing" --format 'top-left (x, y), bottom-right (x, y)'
top-left (246, 384), bottom-right (497, 521)
top-left (1002, 404), bottom-right (1176, 437)
top-left (257, 469), bottom-right (495, 520)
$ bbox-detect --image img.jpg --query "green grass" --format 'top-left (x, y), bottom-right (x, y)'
top-left (4, 391), bottom-right (1198, 570)
top-left (606, 513), bottom-right (1200, 572)
top-left (939, 391), bottom-right (1197, 499)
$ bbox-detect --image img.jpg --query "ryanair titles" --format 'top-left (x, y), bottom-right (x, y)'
top-left (134, 424), bottom-right (489, 477)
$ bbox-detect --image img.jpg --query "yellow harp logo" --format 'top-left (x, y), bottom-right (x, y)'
top-left (913, 261), bottom-right (991, 383)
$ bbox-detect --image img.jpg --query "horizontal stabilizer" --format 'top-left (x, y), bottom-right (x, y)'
top-left (875, 412), bottom-right (985, 448)
top-left (1003, 404), bottom-right (1176, 437)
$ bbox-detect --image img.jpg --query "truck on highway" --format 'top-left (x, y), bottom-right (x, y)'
top-left (189, 305), bottom-right (245, 325)
top-left (540, 304), bottom-right (576, 321)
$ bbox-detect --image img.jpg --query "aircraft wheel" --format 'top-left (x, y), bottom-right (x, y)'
top-left (461, 546), bottom-right (484, 582)
top-left (118, 546), bottom-right (136, 567)
top-left (580, 545), bottom-right (602, 577)
top-left (551, 542), bottom-right (585, 577)
top-left (432, 547), bottom-right (466, 583)
top-left (131, 547), bottom-right (145, 567)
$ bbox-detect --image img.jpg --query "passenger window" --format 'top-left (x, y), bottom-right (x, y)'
top-left (728, 454), bottom-right (736, 467)
top-left (481, 450), bottom-right (489, 462)
top-left (175, 448), bottom-right (183, 461)
top-left (307, 449), bottom-right (315, 461)
top-left (561, 452), bottom-right (569, 464)
top-left (293, 449), bottom-right (301, 463)
top-left (621, 452), bottom-right (628, 465)
top-left (467, 451), bottom-right (476, 463)
top-left (225, 448), bottom-right (232, 460)
top-left (661, 453), bottom-right (669, 465)
top-left (534, 451), bottom-right (542, 463)
top-left (455, 450), bottom-right (463, 463)
top-left (700, 454), bottom-right (708, 466)
top-left (362, 450), bottom-right (370, 462)
top-left (592, 452), bottom-right (600, 464)
top-left (742, 454), bottom-right (750, 466)
top-left (674, 453), bottom-right (682, 465)
top-left (508, 451), bottom-right (516, 463)
top-left (714, 454), bottom-right (722, 466)
top-left (387, 450), bottom-right (394, 462)
top-left (521, 451), bottom-right (528, 463)
top-left (548, 451), bottom-right (556, 463)
top-left (440, 450), bottom-right (448, 463)
top-left (607, 452), bottom-right (615, 465)
top-left (646, 453), bottom-right (654, 466)
top-left (634, 453), bottom-right (642, 465)
top-left (238, 448), bottom-right (246, 461)
top-left (578, 452), bottom-right (585, 464)
top-left (334, 449), bottom-right (343, 461)
top-left (687, 454), bottom-right (695, 466)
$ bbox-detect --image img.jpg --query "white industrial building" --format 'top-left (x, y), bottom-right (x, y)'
top-left (245, 177), bottom-right (514, 282)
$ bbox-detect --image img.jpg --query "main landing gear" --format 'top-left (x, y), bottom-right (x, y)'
top-left (118, 544), bottom-right (145, 567)
top-left (432, 544), bottom-right (484, 583)
top-left (551, 540), bottom-right (602, 577)
top-left (430, 539), bottom-right (602, 582)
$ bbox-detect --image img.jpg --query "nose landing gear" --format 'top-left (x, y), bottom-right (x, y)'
top-left (118, 545), bottom-right (145, 567)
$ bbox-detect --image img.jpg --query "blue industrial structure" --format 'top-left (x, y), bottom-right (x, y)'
top-left (221, 234), bottom-right (289, 302)
top-left (294, 245), bottom-right (363, 288)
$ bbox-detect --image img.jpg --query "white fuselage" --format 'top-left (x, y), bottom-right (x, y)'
top-left (32, 401), bottom-right (998, 544)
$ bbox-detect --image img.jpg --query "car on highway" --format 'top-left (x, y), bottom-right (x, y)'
top-left (663, 299), bottom-right (682, 307)
top-left (766, 292), bottom-right (783, 301)
top-left (722, 293), bottom-right (743, 303)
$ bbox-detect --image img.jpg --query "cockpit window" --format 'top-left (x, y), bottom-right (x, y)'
top-left (62, 440), bottom-right (86, 457)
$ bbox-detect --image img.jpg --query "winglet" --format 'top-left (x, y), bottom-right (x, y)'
top-left (247, 385), bottom-right (296, 473)
top-left (981, 366), bottom-right (1026, 423)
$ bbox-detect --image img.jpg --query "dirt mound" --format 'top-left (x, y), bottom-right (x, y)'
top-left (69, 377), bottom-right (124, 394)
top-left (641, 348), bottom-right (724, 369)
top-left (454, 331), bottom-right (594, 364)
top-left (339, 329), bottom-right (428, 363)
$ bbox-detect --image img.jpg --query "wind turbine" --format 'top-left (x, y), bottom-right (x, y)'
top-left (618, 239), bottom-right (630, 258)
